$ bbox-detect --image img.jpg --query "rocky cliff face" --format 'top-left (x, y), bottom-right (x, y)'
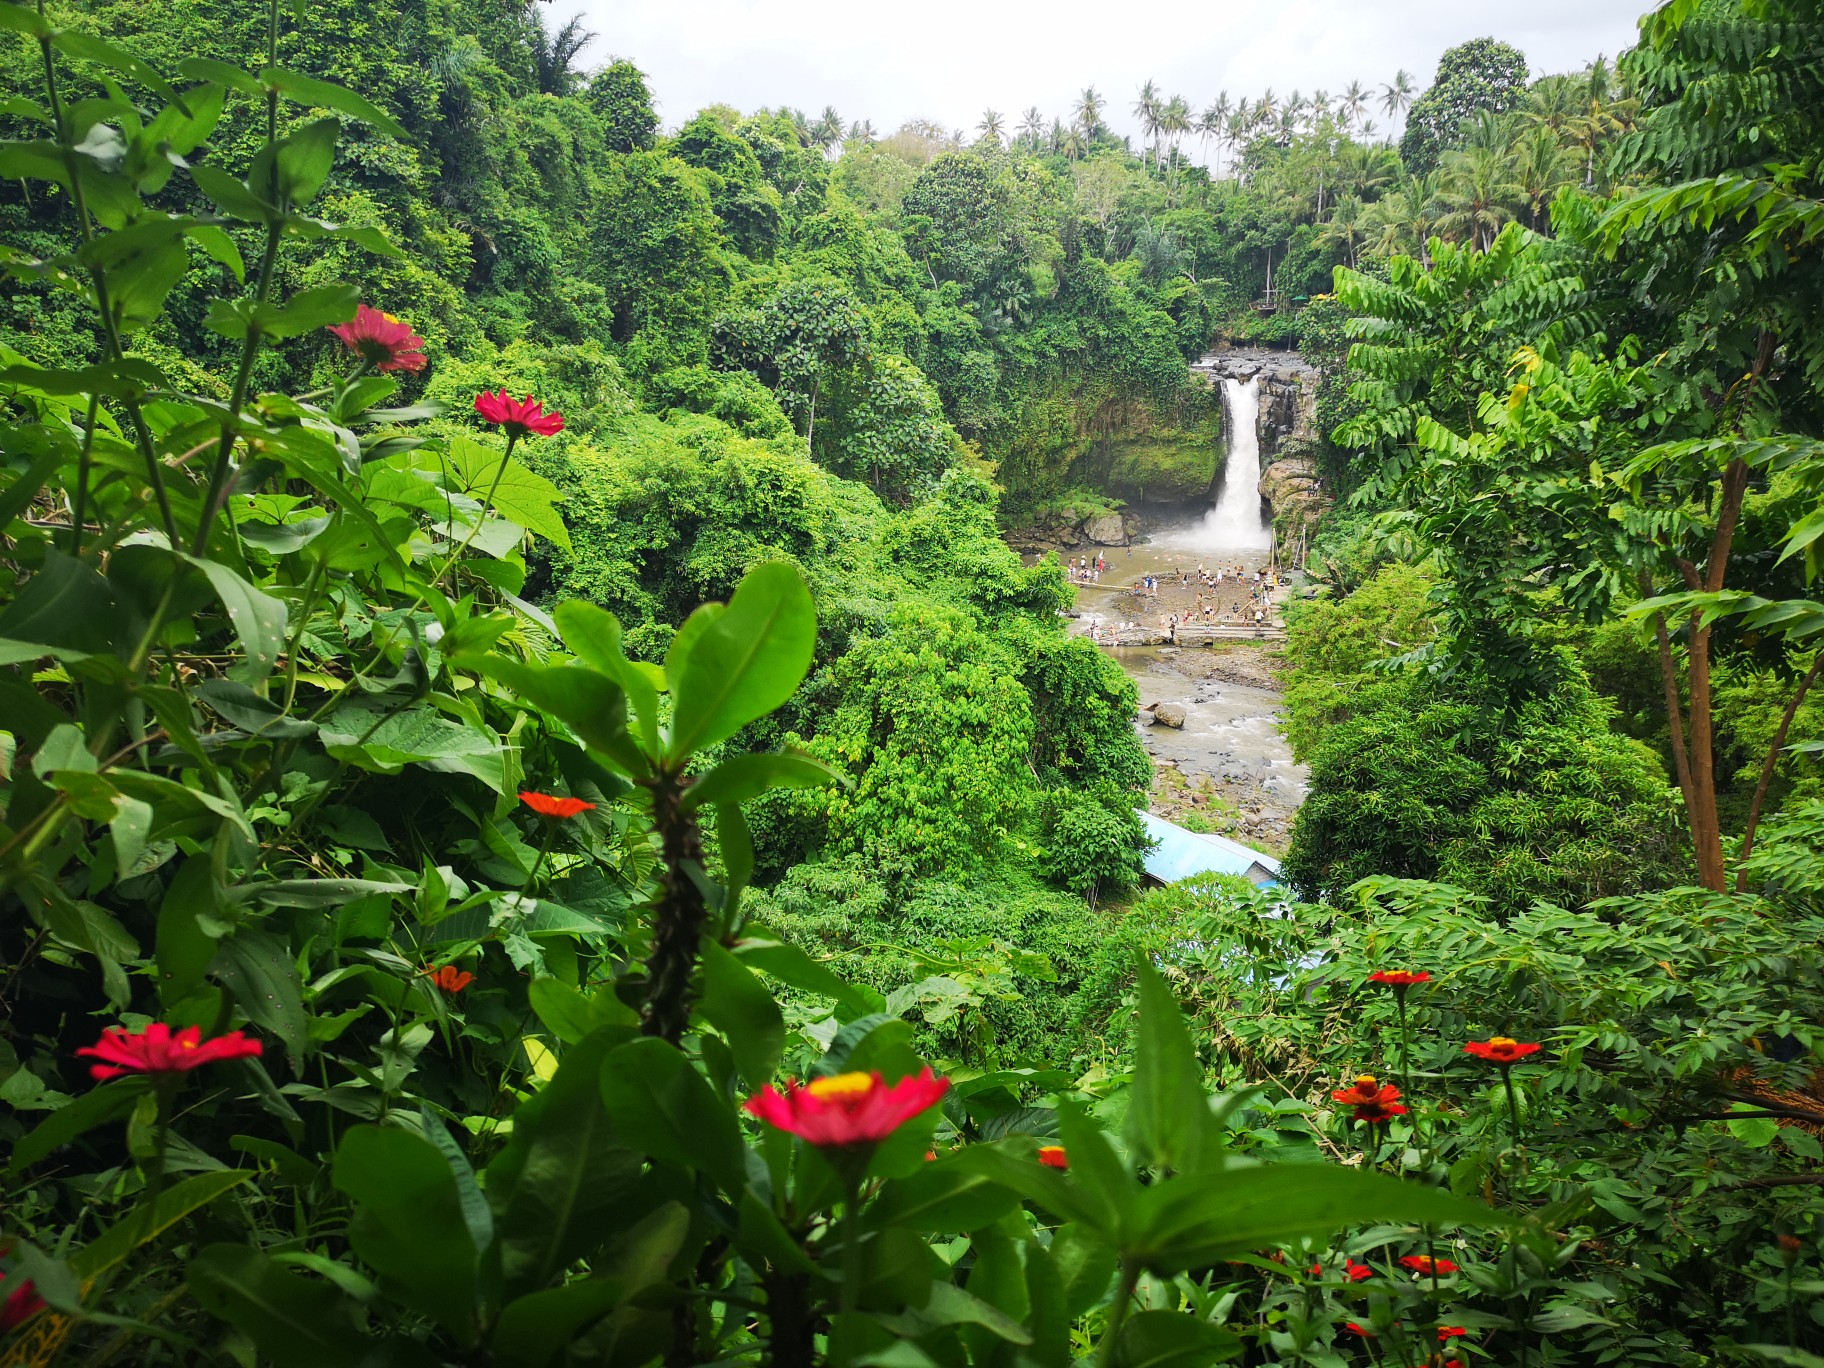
top-left (1192, 347), bottom-right (1332, 557)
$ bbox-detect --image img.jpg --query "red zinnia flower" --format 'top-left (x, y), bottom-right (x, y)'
top-left (1438, 1326), bottom-right (1469, 1341)
top-left (76, 1023), bottom-right (262, 1081)
top-left (1331, 1074), bottom-right (1408, 1123)
top-left (1399, 1254), bottom-right (1459, 1275)
top-left (1464, 1036), bottom-right (1542, 1063)
top-left (519, 791), bottom-right (595, 819)
top-left (1344, 1322), bottom-right (1375, 1338)
top-left (0, 1274), bottom-right (44, 1334)
top-left (744, 1069), bottom-right (949, 1150)
top-left (1343, 1258), bottom-right (1372, 1282)
top-left (475, 390), bottom-right (564, 438)
top-left (327, 304), bottom-right (427, 373)
top-left (1369, 970), bottom-right (1431, 987)
top-left (1037, 1145), bottom-right (1069, 1170)
top-left (423, 965), bottom-right (475, 992)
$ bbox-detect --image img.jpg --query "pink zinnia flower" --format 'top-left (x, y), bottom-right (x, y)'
top-left (744, 1069), bottom-right (949, 1150)
top-left (475, 390), bottom-right (564, 438)
top-left (327, 304), bottom-right (427, 373)
top-left (76, 1023), bottom-right (262, 1081)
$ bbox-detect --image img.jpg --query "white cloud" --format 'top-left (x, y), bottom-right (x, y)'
top-left (563, 0), bottom-right (1647, 148)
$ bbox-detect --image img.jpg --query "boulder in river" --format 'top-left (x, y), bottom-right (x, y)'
top-left (1083, 512), bottom-right (1127, 546)
top-left (1149, 702), bottom-right (1187, 729)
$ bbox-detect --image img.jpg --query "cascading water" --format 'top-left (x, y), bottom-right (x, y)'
top-left (1189, 376), bottom-right (1272, 552)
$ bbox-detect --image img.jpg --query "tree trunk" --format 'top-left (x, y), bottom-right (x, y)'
top-left (1735, 652), bottom-right (1822, 890)
top-left (640, 775), bottom-right (708, 1044)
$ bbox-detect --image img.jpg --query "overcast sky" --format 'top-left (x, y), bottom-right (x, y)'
top-left (561, 0), bottom-right (1651, 148)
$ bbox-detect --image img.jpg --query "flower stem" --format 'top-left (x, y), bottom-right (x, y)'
top-left (1096, 1259), bottom-right (1140, 1367)
top-left (838, 1176), bottom-right (864, 1324)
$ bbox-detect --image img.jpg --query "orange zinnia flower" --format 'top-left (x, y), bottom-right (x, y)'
top-left (1399, 1254), bottom-right (1459, 1275)
top-left (519, 791), bottom-right (595, 819)
top-left (1331, 1073), bottom-right (1408, 1124)
top-left (424, 965), bottom-right (474, 992)
top-left (1368, 970), bottom-right (1431, 987)
top-left (1464, 1036), bottom-right (1541, 1063)
top-left (1037, 1145), bottom-right (1069, 1170)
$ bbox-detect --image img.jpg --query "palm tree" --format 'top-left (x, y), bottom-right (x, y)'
top-left (1254, 87), bottom-right (1277, 131)
top-left (1380, 69), bottom-right (1415, 131)
top-left (846, 118), bottom-right (877, 143)
top-left (1342, 81), bottom-right (1370, 132)
top-left (1018, 106), bottom-right (1046, 150)
top-left (1199, 94), bottom-right (1229, 168)
top-left (977, 109), bottom-right (1006, 145)
top-left (1075, 86), bottom-right (1105, 140)
top-left (1161, 93), bottom-right (1191, 173)
top-left (1061, 124), bottom-right (1086, 161)
top-left (1224, 109), bottom-right (1251, 180)
top-left (1435, 144), bottom-right (1524, 250)
top-left (529, 12), bottom-right (595, 96)
top-left (1133, 80), bottom-right (1161, 166)
top-left (813, 105), bottom-right (845, 151)
top-left (1317, 195), bottom-right (1368, 267)
top-left (1363, 182), bottom-right (1430, 259)
top-left (1511, 124), bottom-right (1576, 230)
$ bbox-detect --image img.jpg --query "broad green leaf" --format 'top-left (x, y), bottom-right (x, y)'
top-left (0, 550), bottom-right (120, 656)
top-left (1112, 1310), bottom-right (1242, 1367)
top-left (443, 435), bottom-right (570, 551)
top-left (72, 1171), bottom-right (250, 1278)
top-left (665, 560), bottom-right (816, 760)
top-left (187, 555), bottom-right (288, 681)
top-left (1130, 1163), bottom-right (1509, 1273)
top-left (490, 1204), bottom-right (689, 1368)
top-left (258, 65), bottom-right (409, 139)
top-left (194, 678), bottom-right (318, 739)
top-left (487, 1028), bottom-right (643, 1300)
top-left (205, 282), bottom-right (357, 342)
top-left (8, 1077), bottom-right (150, 1172)
top-left (598, 1037), bottom-right (747, 1193)
top-left (481, 657), bottom-right (629, 759)
top-left (552, 601), bottom-right (660, 757)
top-left (1125, 956), bottom-right (1220, 1175)
top-left (187, 1244), bottom-right (379, 1368)
top-left (863, 1160), bottom-right (1022, 1234)
top-left (246, 877), bottom-right (411, 908)
top-left (697, 941), bottom-right (784, 1086)
top-left (681, 749), bottom-right (838, 811)
top-left (527, 977), bottom-right (635, 1045)
top-left (332, 1126), bottom-right (479, 1343)
top-left (211, 930), bottom-right (307, 1064)
top-left (734, 932), bottom-right (881, 1019)
top-left (156, 858), bottom-right (218, 1006)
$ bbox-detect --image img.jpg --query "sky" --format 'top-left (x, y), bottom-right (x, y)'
top-left (561, 0), bottom-right (1650, 149)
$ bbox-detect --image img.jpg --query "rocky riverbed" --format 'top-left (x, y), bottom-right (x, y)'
top-left (1059, 538), bottom-right (1308, 854)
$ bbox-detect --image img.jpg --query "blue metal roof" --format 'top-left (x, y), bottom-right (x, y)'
top-left (1137, 811), bottom-right (1282, 886)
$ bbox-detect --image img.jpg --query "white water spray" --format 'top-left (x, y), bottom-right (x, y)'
top-left (1192, 376), bottom-right (1272, 552)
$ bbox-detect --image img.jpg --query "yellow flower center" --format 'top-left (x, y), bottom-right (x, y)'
top-left (181, 1038), bottom-right (196, 1049)
top-left (382, 311), bottom-right (401, 324)
top-left (1489, 1037), bottom-right (1517, 1048)
top-left (1355, 1074), bottom-right (1378, 1088)
top-left (805, 1071), bottom-right (875, 1101)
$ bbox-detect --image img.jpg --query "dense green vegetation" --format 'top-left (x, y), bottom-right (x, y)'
top-left (0, 0), bottom-right (1821, 1362)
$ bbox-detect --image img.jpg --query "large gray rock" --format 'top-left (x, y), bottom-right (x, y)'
top-left (1083, 513), bottom-right (1127, 546)
top-left (1149, 702), bottom-right (1187, 729)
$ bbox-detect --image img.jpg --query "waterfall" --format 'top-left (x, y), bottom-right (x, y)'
top-left (1193, 376), bottom-right (1272, 552)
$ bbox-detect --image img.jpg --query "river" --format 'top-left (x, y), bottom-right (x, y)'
top-left (1067, 540), bottom-right (1308, 852)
